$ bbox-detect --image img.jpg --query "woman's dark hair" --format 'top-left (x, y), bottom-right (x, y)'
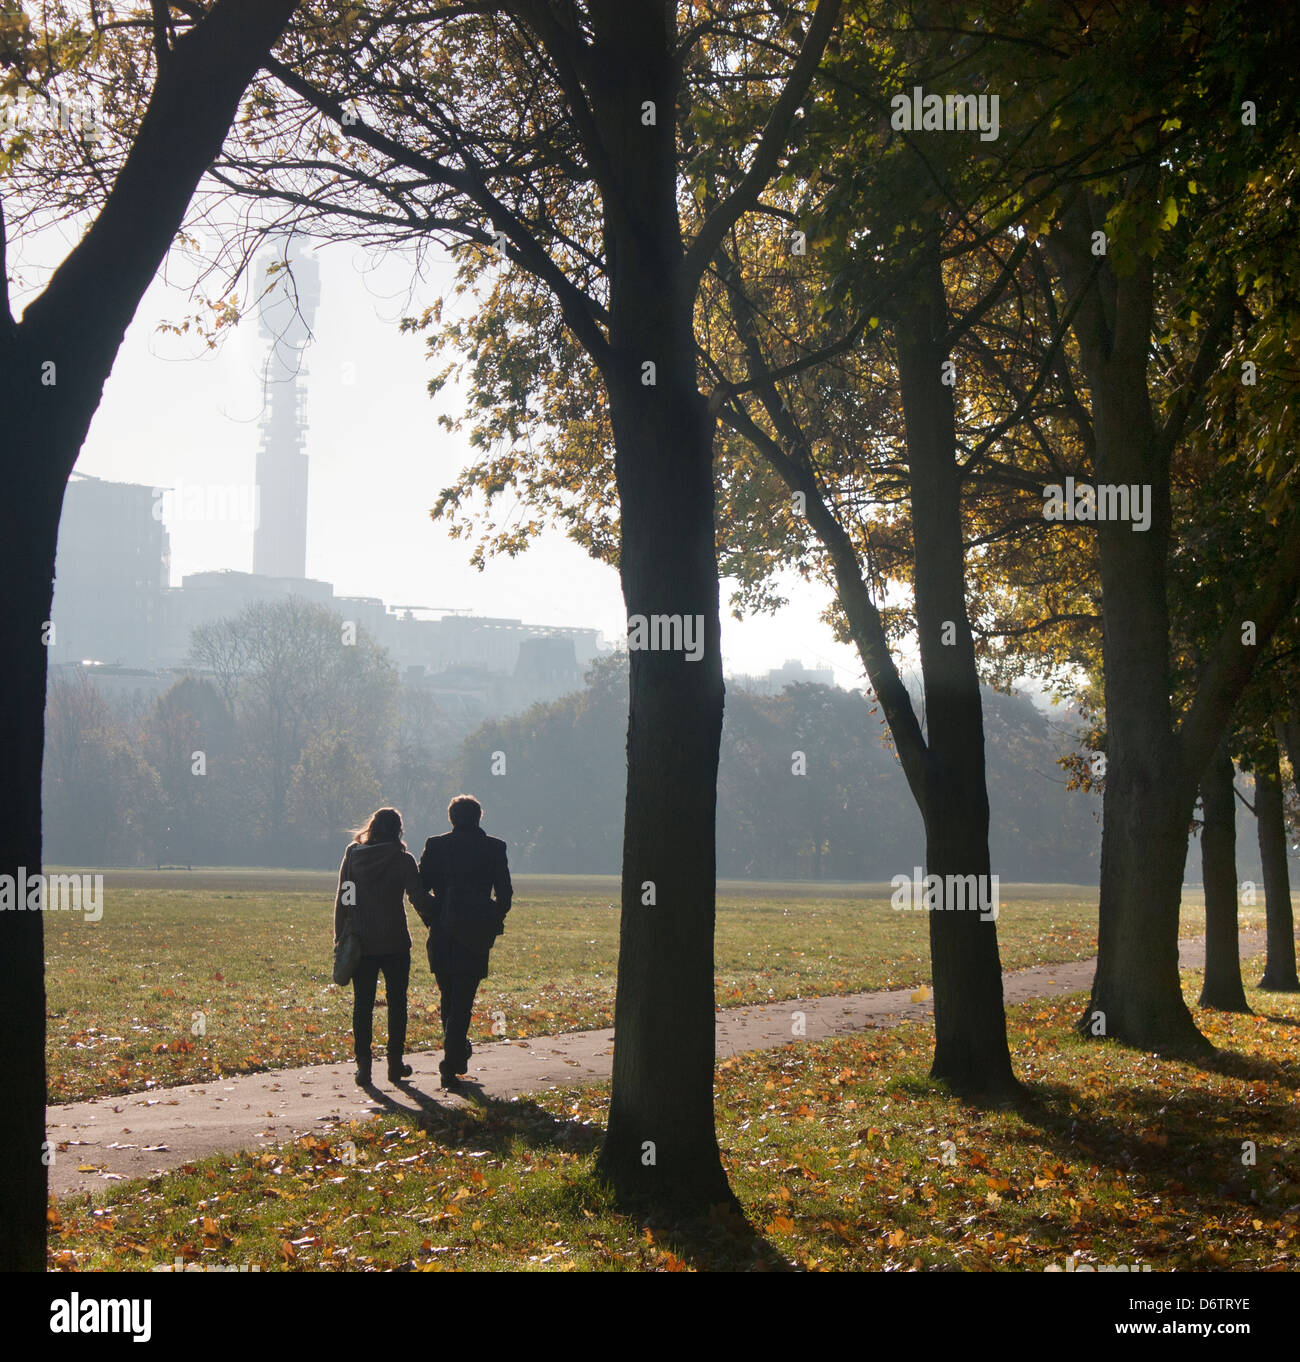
top-left (356, 807), bottom-right (405, 849)
top-left (447, 794), bottom-right (483, 829)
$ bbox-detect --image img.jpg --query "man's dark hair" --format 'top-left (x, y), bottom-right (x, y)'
top-left (447, 794), bottom-right (483, 829)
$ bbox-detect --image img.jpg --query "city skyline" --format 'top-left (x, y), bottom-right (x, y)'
top-left (18, 223), bottom-right (864, 688)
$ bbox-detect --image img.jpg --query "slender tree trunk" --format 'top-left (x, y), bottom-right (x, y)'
top-left (895, 243), bottom-right (1018, 1098)
top-left (712, 213), bottom-right (1017, 1092)
top-left (1256, 735), bottom-right (1299, 990)
top-left (1198, 736), bottom-right (1250, 1011)
top-left (589, 4), bottom-right (730, 1209)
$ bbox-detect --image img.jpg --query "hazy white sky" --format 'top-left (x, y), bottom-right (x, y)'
top-left (19, 220), bottom-right (866, 686)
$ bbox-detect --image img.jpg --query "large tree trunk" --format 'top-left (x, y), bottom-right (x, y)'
top-left (597, 376), bottom-right (730, 1208)
top-left (1256, 735), bottom-right (1299, 991)
top-left (1084, 369), bottom-right (1207, 1049)
top-left (1049, 202), bottom-right (1209, 1053)
top-left (1090, 771), bottom-right (1204, 1048)
top-left (589, 3), bottom-right (730, 1209)
top-left (1198, 736), bottom-right (1250, 1011)
top-left (1084, 446), bottom-right (1207, 1050)
top-left (0, 472), bottom-right (61, 1272)
top-left (895, 243), bottom-right (1018, 1098)
top-left (0, 0), bottom-right (298, 1271)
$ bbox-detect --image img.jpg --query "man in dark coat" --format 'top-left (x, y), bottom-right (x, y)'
top-left (418, 794), bottom-right (512, 1090)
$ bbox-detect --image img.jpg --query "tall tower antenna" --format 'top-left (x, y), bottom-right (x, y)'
top-left (253, 236), bottom-right (320, 579)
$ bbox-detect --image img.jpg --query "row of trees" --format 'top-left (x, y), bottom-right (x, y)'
top-left (388, 0), bottom-right (1300, 1106)
top-left (45, 606), bottom-right (1111, 880)
top-left (7, 1), bottom-right (1300, 1262)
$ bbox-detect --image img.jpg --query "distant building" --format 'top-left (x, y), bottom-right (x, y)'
top-left (49, 240), bottom-right (603, 718)
top-left (50, 494), bottom-right (602, 715)
top-left (509, 635), bottom-right (585, 708)
top-left (155, 569), bottom-right (335, 668)
top-left (47, 661), bottom-right (173, 705)
top-left (51, 474), bottom-right (169, 667)
top-left (728, 658), bottom-right (837, 695)
top-left (253, 239), bottom-right (318, 579)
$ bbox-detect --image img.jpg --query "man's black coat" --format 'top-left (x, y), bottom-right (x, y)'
top-left (417, 825), bottom-right (513, 978)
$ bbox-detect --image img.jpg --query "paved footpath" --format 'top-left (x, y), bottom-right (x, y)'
top-left (47, 931), bottom-right (1268, 1198)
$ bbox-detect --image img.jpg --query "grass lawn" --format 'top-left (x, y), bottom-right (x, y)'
top-left (47, 972), bottom-right (1299, 1272)
top-left (45, 872), bottom-right (1258, 1103)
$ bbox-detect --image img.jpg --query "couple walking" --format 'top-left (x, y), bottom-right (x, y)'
top-left (333, 795), bottom-right (512, 1092)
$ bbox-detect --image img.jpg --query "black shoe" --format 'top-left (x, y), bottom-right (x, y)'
top-left (439, 1074), bottom-right (464, 1092)
top-left (355, 1062), bottom-right (372, 1086)
top-left (388, 1061), bottom-right (413, 1082)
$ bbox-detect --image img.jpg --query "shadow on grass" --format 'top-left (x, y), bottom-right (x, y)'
top-left (1007, 1075), bottom-right (1296, 1216)
top-left (622, 1196), bottom-right (791, 1272)
top-left (360, 1080), bottom-right (788, 1270)
top-left (361, 1077), bottom-right (604, 1157)
top-left (1179, 1043), bottom-right (1300, 1086)
top-left (830, 1044), bottom-right (1299, 1271)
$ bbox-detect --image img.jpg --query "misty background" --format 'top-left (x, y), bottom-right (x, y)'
top-left (28, 224), bottom-right (1237, 883)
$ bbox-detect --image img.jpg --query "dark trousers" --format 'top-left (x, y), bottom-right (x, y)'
top-left (436, 972), bottom-right (480, 1077)
top-left (352, 950), bottom-right (410, 1063)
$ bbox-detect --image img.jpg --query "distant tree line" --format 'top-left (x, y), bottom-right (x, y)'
top-left (47, 610), bottom-right (1296, 887)
top-left (42, 598), bottom-right (466, 868)
top-left (447, 654), bottom-right (1109, 882)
